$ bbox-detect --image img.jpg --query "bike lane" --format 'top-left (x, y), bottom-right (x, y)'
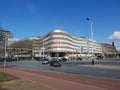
top-left (0, 67), bottom-right (120, 90)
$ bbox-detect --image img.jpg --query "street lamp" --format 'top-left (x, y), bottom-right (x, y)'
top-left (91, 22), bottom-right (94, 56)
top-left (4, 33), bottom-right (8, 67)
top-left (86, 18), bottom-right (94, 56)
top-left (42, 39), bottom-right (45, 59)
top-left (86, 18), bottom-right (95, 65)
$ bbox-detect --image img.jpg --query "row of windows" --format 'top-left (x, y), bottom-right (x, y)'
top-left (32, 31), bottom-right (102, 54)
top-left (33, 42), bottom-right (102, 53)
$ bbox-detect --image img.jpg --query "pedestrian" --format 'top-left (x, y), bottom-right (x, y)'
top-left (91, 55), bottom-right (94, 65)
top-left (76, 55), bottom-right (78, 60)
top-left (80, 55), bottom-right (82, 61)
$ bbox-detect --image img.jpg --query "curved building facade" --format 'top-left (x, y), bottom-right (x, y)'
top-left (39, 30), bottom-right (102, 57)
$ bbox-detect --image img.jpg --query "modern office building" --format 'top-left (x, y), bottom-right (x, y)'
top-left (32, 30), bottom-right (102, 58)
top-left (9, 30), bottom-right (102, 58)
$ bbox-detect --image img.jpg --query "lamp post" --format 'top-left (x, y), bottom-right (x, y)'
top-left (42, 39), bottom-right (45, 59)
top-left (91, 22), bottom-right (94, 56)
top-left (86, 18), bottom-right (94, 55)
top-left (4, 33), bottom-right (7, 67)
top-left (86, 18), bottom-right (95, 65)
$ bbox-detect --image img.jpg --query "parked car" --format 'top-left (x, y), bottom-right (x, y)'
top-left (42, 58), bottom-right (49, 64)
top-left (49, 60), bottom-right (61, 67)
top-left (60, 57), bottom-right (67, 61)
top-left (0, 58), bottom-right (4, 62)
top-left (60, 56), bottom-right (70, 61)
top-left (76, 56), bottom-right (82, 60)
top-left (12, 58), bottom-right (17, 61)
top-left (97, 55), bottom-right (103, 60)
top-left (0, 58), bottom-right (17, 62)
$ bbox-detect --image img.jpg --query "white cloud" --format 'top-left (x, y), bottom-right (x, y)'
top-left (27, 3), bottom-right (37, 15)
top-left (108, 31), bottom-right (120, 41)
top-left (116, 47), bottom-right (120, 53)
top-left (108, 31), bottom-right (120, 52)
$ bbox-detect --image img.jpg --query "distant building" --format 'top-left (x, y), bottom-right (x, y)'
top-left (101, 42), bottom-right (117, 58)
top-left (10, 30), bottom-right (102, 59)
top-left (0, 29), bottom-right (13, 57)
top-left (0, 29), bottom-right (13, 47)
top-left (9, 36), bottom-right (41, 59)
top-left (8, 30), bottom-right (119, 59)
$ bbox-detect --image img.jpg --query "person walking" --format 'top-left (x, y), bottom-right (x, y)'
top-left (91, 55), bottom-right (94, 65)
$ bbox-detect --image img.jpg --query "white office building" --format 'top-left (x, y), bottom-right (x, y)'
top-left (33, 30), bottom-right (102, 57)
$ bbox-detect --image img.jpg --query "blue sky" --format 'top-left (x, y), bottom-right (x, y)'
top-left (0, 0), bottom-right (120, 49)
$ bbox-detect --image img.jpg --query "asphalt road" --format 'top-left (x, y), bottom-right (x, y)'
top-left (0, 59), bottom-right (120, 80)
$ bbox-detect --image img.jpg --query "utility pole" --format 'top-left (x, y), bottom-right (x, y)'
top-left (86, 18), bottom-right (95, 65)
top-left (4, 33), bottom-right (7, 67)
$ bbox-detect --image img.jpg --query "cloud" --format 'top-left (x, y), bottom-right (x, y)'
top-left (108, 31), bottom-right (120, 41)
top-left (108, 31), bottom-right (120, 52)
top-left (116, 46), bottom-right (120, 53)
top-left (27, 3), bottom-right (37, 15)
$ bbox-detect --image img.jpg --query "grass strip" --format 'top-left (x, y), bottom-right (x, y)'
top-left (0, 72), bottom-right (19, 82)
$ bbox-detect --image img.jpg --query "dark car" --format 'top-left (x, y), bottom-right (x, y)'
top-left (49, 60), bottom-right (61, 67)
top-left (0, 58), bottom-right (4, 62)
top-left (60, 57), bottom-right (67, 61)
top-left (76, 57), bottom-right (82, 60)
top-left (0, 58), bottom-right (16, 62)
top-left (97, 55), bottom-right (103, 60)
top-left (42, 58), bottom-right (49, 64)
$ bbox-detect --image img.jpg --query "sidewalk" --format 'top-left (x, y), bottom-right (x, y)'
top-left (80, 64), bottom-right (120, 70)
top-left (0, 67), bottom-right (120, 90)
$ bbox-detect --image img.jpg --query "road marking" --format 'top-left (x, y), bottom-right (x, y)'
top-left (99, 71), bottom-right (106, 73)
